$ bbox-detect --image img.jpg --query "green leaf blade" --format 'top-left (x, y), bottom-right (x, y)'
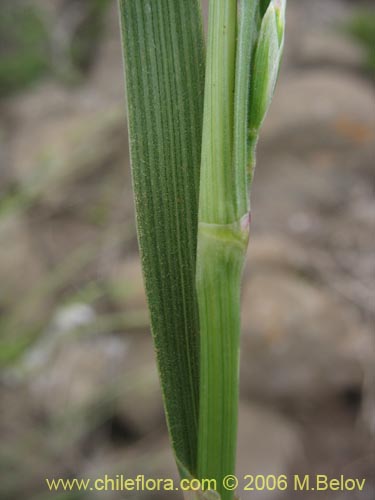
top-left (118, 0), bottom-right (205, 475)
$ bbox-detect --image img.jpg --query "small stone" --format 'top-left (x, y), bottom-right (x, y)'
top-left (237, 403), bottom-right (302, 500)
top-left (240, 267), bottom-right (372, 405)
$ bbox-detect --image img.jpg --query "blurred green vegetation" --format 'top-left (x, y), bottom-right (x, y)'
top-left (342, 9), bottom-right (375, 75)
top-left (0, 107), bottom-right (139, 366)
top-left (0, 3), bottom-right (48, 96)
top-left (0, 0), bottom-right (112, 97)
top-left (0, 241), bottom-right (147, 367)
top-left (69, 0), bottom-right (112, 72)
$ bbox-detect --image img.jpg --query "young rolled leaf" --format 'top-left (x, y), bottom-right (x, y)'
top-left (118, 0), bottom-right (205, 476)
top-left (248, 0), bottom-right (286, 175)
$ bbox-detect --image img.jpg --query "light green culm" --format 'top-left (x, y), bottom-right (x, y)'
top-left (196, 1), bottom-right (286, 498)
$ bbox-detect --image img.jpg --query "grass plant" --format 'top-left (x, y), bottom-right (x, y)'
top-left (119, 1), bottom-right (286, 497)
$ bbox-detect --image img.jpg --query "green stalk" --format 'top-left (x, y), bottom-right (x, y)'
top-left (118, 0), bottom-right (204, 476)
top-left (196, 1), bottom-right (257, 497)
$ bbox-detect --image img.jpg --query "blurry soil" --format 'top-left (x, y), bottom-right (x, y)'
top-left (0, 1), bottom-right (374, 499)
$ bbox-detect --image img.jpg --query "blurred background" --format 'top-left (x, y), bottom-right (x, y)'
top-left (0, 0), bottom-right (374, 498)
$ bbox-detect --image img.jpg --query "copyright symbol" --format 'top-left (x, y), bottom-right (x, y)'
top-left (223, 475), bottom-right (238, 491)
